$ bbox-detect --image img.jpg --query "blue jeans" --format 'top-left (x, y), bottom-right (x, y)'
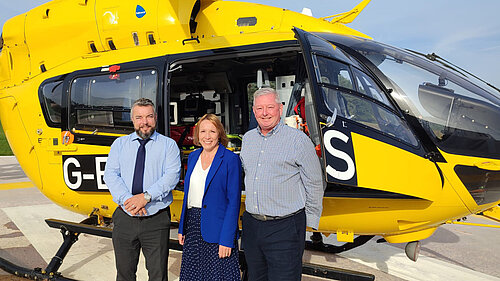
top-left (242, 209), bottom-right (305, 281)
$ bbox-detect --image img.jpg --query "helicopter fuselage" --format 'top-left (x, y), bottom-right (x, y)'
top-left (1, 0), bottom-right (499, 245)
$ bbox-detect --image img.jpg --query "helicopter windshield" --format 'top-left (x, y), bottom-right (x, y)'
top-left (319, 34), bottom-right (500, 159)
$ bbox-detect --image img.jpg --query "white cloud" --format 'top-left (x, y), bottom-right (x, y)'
top-left (434, 25), bottom-right (500, 52)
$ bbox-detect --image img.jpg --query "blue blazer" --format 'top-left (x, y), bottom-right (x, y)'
top-left (178, 144), bottom-right (242, 248)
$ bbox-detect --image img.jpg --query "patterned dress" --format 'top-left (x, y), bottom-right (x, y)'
top-left (180, 208), bottom-right (241, 281)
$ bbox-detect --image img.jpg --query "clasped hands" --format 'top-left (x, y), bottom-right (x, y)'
top-left (178, 234), bottom-right (232, 258)
top-left (124, 193), bottom-right (148, 216)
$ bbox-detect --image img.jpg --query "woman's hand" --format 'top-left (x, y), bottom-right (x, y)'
top-left (178, 234), bottom-right (185, 245)
top-left (218, 245), bottom-right (232, 258)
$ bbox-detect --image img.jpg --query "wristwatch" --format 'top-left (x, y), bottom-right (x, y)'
top-left (144, 192), bottom-right (152, 203)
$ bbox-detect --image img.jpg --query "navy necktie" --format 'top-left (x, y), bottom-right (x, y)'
top-left (132, 138), bottom-right (151, 195)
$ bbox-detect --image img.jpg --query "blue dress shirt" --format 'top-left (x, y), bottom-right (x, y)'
top-left (104, 131), bottom-right (181, 216)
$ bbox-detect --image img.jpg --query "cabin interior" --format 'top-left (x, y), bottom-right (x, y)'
top-left (167, 46), bottom-right (307, 152)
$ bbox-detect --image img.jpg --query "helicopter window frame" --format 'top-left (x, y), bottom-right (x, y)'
top-left (351, 67), bottom-right (392, 107)
top-left (314, 54), bottom-right (397, 113)
top-left (68, 68), bottom-right (158, 135)
top-left (39, 77), bottom-right (64, 128)
top-left (320, 83), bottom-right (419, 147)
top-left (314, 53), bottom-right (419, 147)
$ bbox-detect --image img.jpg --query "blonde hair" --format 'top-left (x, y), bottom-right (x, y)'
top-left (193, 113), bottom-right (229, 147)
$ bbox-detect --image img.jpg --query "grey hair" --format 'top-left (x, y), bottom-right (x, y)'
top-left (253, 87), bottom-right (281, 106)
top-left (131, 98), bottom-right (155, 115)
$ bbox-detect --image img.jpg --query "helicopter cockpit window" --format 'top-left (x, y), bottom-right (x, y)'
top-left (363, 46), bottom-right (500, 158)
top-left (69, 69), bottom-right (157, 134)
top-left (40, 80), bottom-right (63, 125)
top-left (352, 67), bottom-right (391, 106)
top-left (321, 86), bottom-right (418, 146)
top-left (316, 55), bottom-right (418, 146)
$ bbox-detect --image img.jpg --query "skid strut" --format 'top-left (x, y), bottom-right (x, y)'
top-left (0, 218), bottom-right (111, 280)
top-left (45, 226), bottom-right (80, 274)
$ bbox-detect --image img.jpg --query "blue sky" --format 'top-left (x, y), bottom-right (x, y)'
top-left (2, 0), bottom-right (500, 90)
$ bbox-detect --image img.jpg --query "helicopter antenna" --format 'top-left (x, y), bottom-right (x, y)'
top-left (301, 8), bottom-right (313, 17)
top-left (406, 49), bottom-right (500, 94)
top-left (321, 0), bottom-right (371, 24)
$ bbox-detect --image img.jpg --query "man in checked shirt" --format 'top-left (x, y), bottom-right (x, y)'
top-left (240, 87), bottom-right (324, 281)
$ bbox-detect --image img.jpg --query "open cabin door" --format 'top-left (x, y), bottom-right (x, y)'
top-left (293, 28), bottom-right (442, 201)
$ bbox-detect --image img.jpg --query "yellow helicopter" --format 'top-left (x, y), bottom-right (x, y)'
top-left (1, 0), bottom-right (500, 277)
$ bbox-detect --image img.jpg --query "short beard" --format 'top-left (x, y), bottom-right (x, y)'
top-left (136, 127), bottom-right (155, 139)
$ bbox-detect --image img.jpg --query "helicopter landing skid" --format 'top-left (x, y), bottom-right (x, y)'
top-left (306, 232), bottom-right (375, 254)
top-left (239, 259), bottom-right (375, 281)
top-left (1, 218), bottom-right (374, 280)
top-left (0, 217), bottom-right (105, 281)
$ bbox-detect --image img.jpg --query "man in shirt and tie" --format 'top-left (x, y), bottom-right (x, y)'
top-left (240, 88), bottom-right (324, 281)
top-left (104, 98), bottom-right (181, 281)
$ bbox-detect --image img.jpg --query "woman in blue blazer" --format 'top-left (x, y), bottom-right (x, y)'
top-left (178, 113), bottom-right (242, 281)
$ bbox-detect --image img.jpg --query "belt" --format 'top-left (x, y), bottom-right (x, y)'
top-left (248, 208), bottom-right (304, 221)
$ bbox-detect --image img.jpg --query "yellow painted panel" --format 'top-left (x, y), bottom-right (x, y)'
top-left (481, 206), bottom-right (500, 223)
top-left (440, 149), bottom-right (500, 167)
top-left (194, 1), bottom-right (369, 41)
top-left (195, 1), bottom-right (283, 37)
top-left (170, 190), bottom-right (185, 222)
top-left (157, 0), bottom-right (197, 43)
top-left (281, 9), bottom-right (369, 38)
top-left (96, 0), bottom-right (160, 50)
top-left (25, 0), bottom-right (102, 75)
top-left (1, 14), bottom-right (31, 85)
top-left (384, 227), bottom-right (437, 243)
top-left (0, 96), bottom-right (42, 188)
top-left (337, 229), bottom-right (354, 242)
top-left (315, 180), bottom-right (469, 237)
top-left (352, 133), bottom-right (442, 201)
top-left (397, 220), bottom-right (431, 231)
top-left (0, 48), bottom-right (11, 83)
top-left (474, 161), bottom-right (500, 171)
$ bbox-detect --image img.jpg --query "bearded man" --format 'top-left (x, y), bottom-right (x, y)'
top-left (104, 97), bottom-right (181, 281)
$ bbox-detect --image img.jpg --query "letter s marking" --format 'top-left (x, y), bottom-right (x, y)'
top-left (323, 130), bottom-right (355, 181)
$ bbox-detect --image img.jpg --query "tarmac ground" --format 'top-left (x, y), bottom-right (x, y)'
top-left (1, 156), bottom-right (499, 281)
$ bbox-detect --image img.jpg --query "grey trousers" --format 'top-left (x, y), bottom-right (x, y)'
top-left (112, 207), bottom-right (171, 281)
